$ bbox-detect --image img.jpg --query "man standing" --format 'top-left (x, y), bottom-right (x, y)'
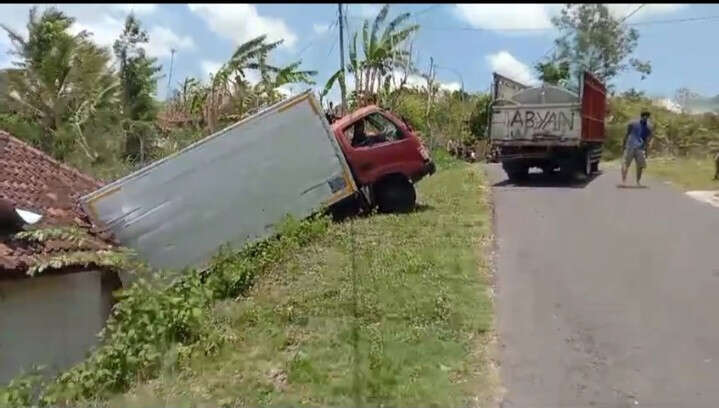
top-left (621, 110), bottom-right (653, 186)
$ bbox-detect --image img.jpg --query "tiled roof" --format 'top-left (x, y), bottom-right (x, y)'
top-left (0, 130), bottom-right (115, 278)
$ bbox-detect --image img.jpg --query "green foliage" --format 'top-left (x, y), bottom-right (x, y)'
top-left (604, 96), bottom-right (719, 159)
top-left (109, 157), bottom-right (497, 408)
top-left (12, 226), bottom-right (141, 277)
top-left (534, 60), bottom-right (570, 85)
top-left (325, 4), bottom-right (418, 108)
top-left (551, 4), bottom-right (651, 86)
top-left (0, 368), bottom-right (46, 408)
top-left (468, 93), bottom-right (492, 140)
top-left (14, 226), bottom-right (93, 247)
top-left (1, 7), bottom-right (119, 162)
top-left (16, 215), bottom-right (330, 406)
top-left (113, 14), bottom-right (162, 164)
top-left (27, 249), bottom-right (137, 278)
top-left (621, 88), bottom-right (647, 102)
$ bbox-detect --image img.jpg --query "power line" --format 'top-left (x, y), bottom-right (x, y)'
top-left (296, 18), bottom-right (337, 58)
top-left (620, 4), bottom-right (646, 23)
top-left (630, 15), bottom-right (719, 26)
top-left (416, 13), bottom-right (719, 32)
top-left (414, 4), bottom-right (442, 17)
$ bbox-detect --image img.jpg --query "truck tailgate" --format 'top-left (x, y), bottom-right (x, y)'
top-left (81, 91), bottom-right (356, 270)
top-left (491, 104), bottom-right (582, 145)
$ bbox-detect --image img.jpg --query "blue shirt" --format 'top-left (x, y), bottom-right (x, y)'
top-left (626, 119), bottom-right (652, 149)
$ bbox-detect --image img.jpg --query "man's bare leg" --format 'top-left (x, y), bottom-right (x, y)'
top-left (636, 165), bottom-right (644, 186)
top-left (621, 161), bottom-right (628, 184)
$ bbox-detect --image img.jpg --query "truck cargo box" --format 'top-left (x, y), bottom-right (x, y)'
top-left (81, 91), bottom-right (357, 270)
top-left (489, 71), bottom-right (606, 147)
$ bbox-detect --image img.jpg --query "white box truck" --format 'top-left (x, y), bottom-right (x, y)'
top-left (80, 91), bottom-right (357, 270)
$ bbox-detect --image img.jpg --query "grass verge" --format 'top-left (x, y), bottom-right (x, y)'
top-left (111, 154), bottom-right (497, 408)
top-left (644, 156), bottom-right (718, 191)
top-left (604, 156), bottom-right (719, 191)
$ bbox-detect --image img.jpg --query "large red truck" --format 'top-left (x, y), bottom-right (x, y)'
top-left (328, 104), bottom-right (435, 213)
top-left (489, 71), bottom-right (607, 180)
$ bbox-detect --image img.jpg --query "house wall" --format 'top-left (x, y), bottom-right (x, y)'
top-left (0, 270), bottom-right (120, 384)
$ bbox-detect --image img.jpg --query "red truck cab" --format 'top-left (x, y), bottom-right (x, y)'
top-left (330, 105), bottom-right (435, 213)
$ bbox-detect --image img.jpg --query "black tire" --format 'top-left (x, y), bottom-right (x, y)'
top-left (591, 161), bottom-right (599, 173)
top-left (375, 177), bottom-right (416, 213)
top-left (583, 150), bottom-right (593, 176)
top-left (541, 164), bottom-right (556, 175)
top-left (329, 196), bottom-right (362, 221)
top-left (503, 163), bottom-right (529, 181)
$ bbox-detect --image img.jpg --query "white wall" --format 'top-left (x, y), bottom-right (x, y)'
top-left (0, 270), bottom-right (119, 384)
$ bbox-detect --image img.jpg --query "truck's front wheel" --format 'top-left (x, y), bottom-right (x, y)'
top-left (375, 177), bottom-right (416, 213)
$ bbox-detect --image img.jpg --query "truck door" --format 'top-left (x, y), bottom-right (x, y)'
top-left (340, 112), bottom-right (414, 186)
top-left (581, 71), bottom-right (607, 142)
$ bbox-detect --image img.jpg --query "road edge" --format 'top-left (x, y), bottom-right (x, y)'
top-left (474, 163), bottom-right (506, 408)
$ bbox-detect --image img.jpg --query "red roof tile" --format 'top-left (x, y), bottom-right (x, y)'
top-left (0, 130), bottom-right (115, 278)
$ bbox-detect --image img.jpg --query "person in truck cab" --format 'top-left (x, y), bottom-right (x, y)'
top-left (621, 110), bottom-right (653, 186)
top-left (352, 118), bottom-right (369, 147)
top-left (350, 116), bottom-right (389, 148)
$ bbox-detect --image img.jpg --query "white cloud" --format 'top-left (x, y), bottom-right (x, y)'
top-left (313, 23), bottom-right (330, 35)
top-left (110, 4), bottom-right (159, 15)
top-left (486, 51), bottom-right (540, 86)
top-left (277, 84), bottom-right (297, 97)
top-left (355, 4), bottom-right (382, 18)
top-left (454, 4), bottom-right (686, 34)
top-left (388, 70), bottom-right (461, 93)
top-left (144, 26), bottom-right (195, 58)
top-left (440, 82), bottom-right (462, 92)
top-left (200, 60), bottom-right (263, 86)
top-left (201, 60), bottom-right (223, 80)
top-left (455, 4), bottom-right (556, 32)
top-left (606, 4), bottom-right (688, 20)
top-left (69, 15), bottom-right (124, 47)
top-left (188, 4), bottom-right (297, 48)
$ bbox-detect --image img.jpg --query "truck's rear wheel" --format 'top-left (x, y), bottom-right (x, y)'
top-left (584, 150), bottom-right (593, 176)
top-left (375, 177), bottom-right (416, 213)
top-left (503, 162), bottom-right (529, 181)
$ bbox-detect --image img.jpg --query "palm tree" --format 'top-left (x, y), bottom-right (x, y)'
top-left (1, 7), bottom-right (119, 161)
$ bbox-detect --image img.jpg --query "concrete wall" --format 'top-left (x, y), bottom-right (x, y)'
top-left (0, 270), bottom-right (120, 384)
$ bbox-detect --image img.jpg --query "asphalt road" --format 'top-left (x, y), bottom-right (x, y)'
top-left (486, 164), bottom-right (719, 408)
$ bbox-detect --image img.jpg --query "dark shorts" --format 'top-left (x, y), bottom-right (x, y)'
top-left (623, 146), bottom-right (646, 169)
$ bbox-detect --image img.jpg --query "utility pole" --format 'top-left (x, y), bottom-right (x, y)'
top-left (166, 48), bottom-right (177, 100)
top-left (338, 3), bottom-right (347, 115)
top-left (425, 57), bottom-right (435, 118)
top-left (425, 57), bottom-right (436, 149)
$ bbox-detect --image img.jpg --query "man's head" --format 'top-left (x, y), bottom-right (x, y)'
top-left (640, 110), bottom-right (651, 123)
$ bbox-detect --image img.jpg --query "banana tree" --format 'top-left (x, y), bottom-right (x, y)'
top-left (323, 4), bottom-right (418, 109)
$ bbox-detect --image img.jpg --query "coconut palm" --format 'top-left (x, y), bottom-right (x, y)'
top-left (1, 7), bottom-right (119, 160)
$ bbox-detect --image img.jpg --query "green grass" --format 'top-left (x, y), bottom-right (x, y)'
top-left (109, 158), bottom-right (498, 408)
top-left (644, 156), bottom-right (719, 191)
top-left (605, 156), bottom-right (719, 191)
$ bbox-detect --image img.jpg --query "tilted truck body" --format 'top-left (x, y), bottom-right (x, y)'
top-left (81, 91), bottom-right (357, 270)
top-left (81, 91), bottom-right (434, 271)
top-left (489, 71), bottom-right (607, 180)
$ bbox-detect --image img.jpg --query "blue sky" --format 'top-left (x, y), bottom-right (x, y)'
top-left (1, 3), bottom-right (718, 104)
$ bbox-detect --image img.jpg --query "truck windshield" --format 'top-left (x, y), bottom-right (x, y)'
top-left (345, 113), bottom-right (404, 148)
